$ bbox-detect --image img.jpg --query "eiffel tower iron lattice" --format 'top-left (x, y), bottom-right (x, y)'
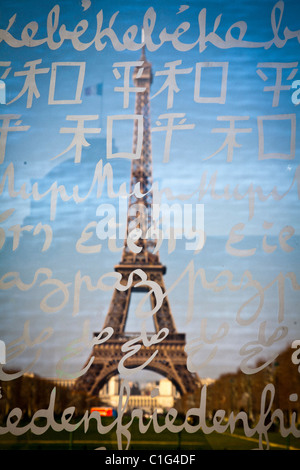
top-left (75, 49), bottom-right (200, 397)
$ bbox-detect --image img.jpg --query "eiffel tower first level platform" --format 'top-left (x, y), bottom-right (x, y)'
top-left (76, 331), bottom-right (198, 397)
top-left (75, 48), bottom-right (200, 397)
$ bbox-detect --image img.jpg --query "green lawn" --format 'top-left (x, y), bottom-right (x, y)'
top-left (0, 416), bottom-right (299, 450)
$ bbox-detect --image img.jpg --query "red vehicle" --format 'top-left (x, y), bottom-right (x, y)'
top-left (90, 407), bottom-right (116, 417)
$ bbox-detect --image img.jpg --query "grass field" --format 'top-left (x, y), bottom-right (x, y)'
top-left (0, 417), bottom-right (299, 450)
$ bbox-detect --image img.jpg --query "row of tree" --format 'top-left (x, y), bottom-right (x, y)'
top-left (0, 374), bottom-right (94, 420)
top-left (176, 345), bottom-right (300, 425)
top-left (0, 345), bottom-right (299, 425)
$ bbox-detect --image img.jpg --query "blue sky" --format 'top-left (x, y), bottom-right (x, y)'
top-left (0, 0), bottom-right (299, 381)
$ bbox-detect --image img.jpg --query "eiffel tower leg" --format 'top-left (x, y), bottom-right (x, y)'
top-left (148, 272), bottom-right (177, 334)
top-left (102, 288), bottom-right (131, 335)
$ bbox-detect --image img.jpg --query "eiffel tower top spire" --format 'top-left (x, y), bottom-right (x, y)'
top-left (118, 46), bottom-right (165, 271)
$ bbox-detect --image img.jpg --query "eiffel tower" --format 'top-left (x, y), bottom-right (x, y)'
top-left (75, 48), bottom-right (200, 397)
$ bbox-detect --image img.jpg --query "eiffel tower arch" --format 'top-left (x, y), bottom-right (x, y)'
top-left (75, 48), bottom-right (201, 398)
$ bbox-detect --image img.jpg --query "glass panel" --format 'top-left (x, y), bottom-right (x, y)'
top-left (0, 0), bottom-right (299, 452)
